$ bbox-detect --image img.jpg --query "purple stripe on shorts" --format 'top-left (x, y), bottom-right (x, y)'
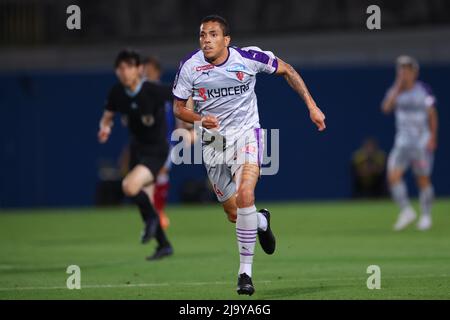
top-left (254, 128), bottom-right (263, 166)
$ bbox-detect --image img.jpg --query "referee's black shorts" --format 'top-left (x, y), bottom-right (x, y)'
top-left (129, 140), bottom-right (169, 178)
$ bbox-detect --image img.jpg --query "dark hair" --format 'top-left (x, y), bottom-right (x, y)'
top-left (114, 49), bottom-right (141, 68)
top-left (142, 55), bottom-right (162, 72)
top-left (200, 14), bottom-right (230, 36)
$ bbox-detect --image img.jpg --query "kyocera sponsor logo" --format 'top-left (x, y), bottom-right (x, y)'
top-left (194, 83), bottom-right (250, 101)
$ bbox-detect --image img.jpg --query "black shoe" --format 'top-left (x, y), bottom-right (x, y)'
top-left (257, 209), bottom-right (276, 255)
top-left (236, 273), bottom-right (255, 296)
top-left (146, 245), bottom-right (173, 261)
top-left (141, 218), bottom-right (158, 244)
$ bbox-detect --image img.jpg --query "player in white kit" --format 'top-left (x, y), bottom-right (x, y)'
top-left (382, 56), bottom-right (439, 231)
top-left (172, 15), bottom-right (326, 295)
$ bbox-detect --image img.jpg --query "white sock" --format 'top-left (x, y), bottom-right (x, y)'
top-left (419, 185), bottom-right (434, 217)
top-left (390, 180), bottom-right (411, 211)
top-left (236, 205), bottom-right (257, 277)
top-left (257, 212), bottom-right (268, 231)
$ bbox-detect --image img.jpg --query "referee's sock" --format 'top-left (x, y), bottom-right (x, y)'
top-left (132, 191), bottom-right (158, 223)
top-left (133, 191), bottom-right (170, 247)
top-left (155, 224), bottom-right (171, 248)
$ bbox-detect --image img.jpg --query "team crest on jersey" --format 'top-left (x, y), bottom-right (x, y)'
top-left (227, 63), bottom-right (247, 81)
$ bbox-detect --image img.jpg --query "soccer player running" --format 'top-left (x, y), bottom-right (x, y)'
top-left (172, 15), bottom-right (326, 295)
top-left (382, 56), bottom-right (438, 231)
top-left (98, 50), bottom-right (174, 260)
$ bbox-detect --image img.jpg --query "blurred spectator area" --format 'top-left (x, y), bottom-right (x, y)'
top-left (1, 0), bottom-right (450, 46)
top-left (2, 0), bottom-right (450, 72)
top-left (1, 1), bottom-right (450, 207)
top-left (351, 137), bottom-right (387, 198)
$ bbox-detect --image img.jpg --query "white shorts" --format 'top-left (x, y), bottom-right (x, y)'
top-left (388, 144), bottom-right (434, 177)
top-left (202, 128), bottom-right (264, 202)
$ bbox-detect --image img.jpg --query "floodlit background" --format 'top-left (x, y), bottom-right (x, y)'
top-left (1, 0), bottom-right (449, 207)
top-left (0, 0), bottom-right (449, 300)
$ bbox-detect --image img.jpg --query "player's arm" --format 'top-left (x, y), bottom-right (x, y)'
top-left (381, 87), bottom-right (401, 114)
top-left (382, 75), bottom-right (404, 114)
top-left (174, 97), bottom-right (196, 145)
top-left (173, 58), bottom-right (218, 129)
top-left (177, 97), bottom-right (196, 130)
top-left (173, 98), bottom-right (218, 129)
top-left (427, 106), bottom-right (438, 151)
top-left (275, 58), bottom-right (326, 131)
top-left (98, 110), bottom-right (115, 143)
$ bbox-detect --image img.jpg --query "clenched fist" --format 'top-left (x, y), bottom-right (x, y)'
top-left (201, 115), bottom-right (219, 129)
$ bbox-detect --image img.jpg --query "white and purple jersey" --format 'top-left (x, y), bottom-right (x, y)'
top-left (172, 46), bottom-right (278, 143)
top-left (385, 81), bottom-right (436, 147)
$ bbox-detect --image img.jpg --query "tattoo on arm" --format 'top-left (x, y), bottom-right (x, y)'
top-left (283, 64), bottom-right (314, 107)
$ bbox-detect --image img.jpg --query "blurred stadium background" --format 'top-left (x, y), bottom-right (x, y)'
top-left (1, 0), bottom-right (450, 207)
top-left (0, 0), bottom-right (449, 299)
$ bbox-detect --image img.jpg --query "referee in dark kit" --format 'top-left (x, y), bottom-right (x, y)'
top-left (98, 49), bottom-right (174, 260)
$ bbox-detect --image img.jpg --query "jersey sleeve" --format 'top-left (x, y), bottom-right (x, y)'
top-left (239, 46), bottom-right (278, 74)
top-left (104, 86), bottom-right (118, 112)
top-left (172, 61), bottom-right (193, 100)
top-left (420, 82), bottom-right (437, 108)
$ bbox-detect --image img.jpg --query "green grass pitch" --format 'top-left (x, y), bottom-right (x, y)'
top-left (0, 199), bottom-right (449, 299)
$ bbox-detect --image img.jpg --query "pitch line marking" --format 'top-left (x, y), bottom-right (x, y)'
top-left (0, 274), bottom-right (448, 292)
